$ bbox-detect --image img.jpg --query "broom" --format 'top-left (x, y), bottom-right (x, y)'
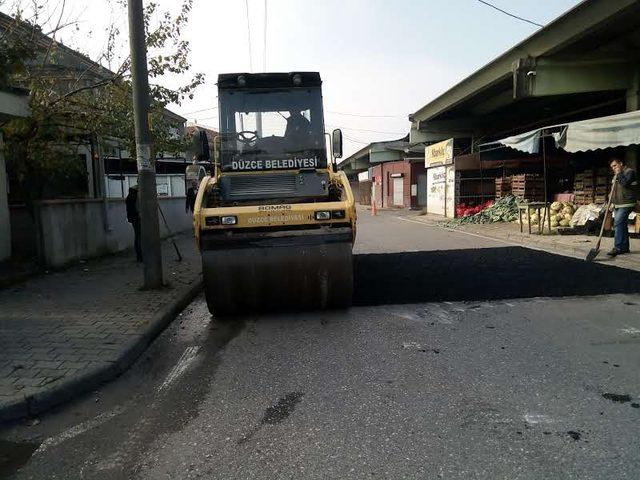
top-left (158, 205), bottom-right (183, 262)
top-left (586, 175), bottom-right (617, 262)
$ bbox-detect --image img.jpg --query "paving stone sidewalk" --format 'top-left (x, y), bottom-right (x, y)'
top-left (0, 234), bottom-right (202, 422)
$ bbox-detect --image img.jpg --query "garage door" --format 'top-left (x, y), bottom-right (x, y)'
top-left (393, 178), bottom-right (404, 207)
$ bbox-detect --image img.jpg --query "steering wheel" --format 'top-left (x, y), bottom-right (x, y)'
top-left (237, 130), bottom-right (258, 145)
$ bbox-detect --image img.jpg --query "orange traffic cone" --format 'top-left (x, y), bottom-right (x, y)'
top-left (371, 200), bottom-right (377, 216)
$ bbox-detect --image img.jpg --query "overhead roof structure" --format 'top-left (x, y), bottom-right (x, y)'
top-left (409, 0), bottom-right (640, 144)
top-left (485, 109), bottom-right (640, 154)
top-left (337, 136), bottom-right (424, 176)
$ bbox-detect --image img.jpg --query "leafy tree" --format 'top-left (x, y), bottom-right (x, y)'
top-left (0, 0), bottom-right (204, 212)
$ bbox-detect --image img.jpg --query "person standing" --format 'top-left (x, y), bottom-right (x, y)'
top-left (607, 157), bottom-right (638, 257)
top-left (126, 186), bottom-right (143, 262)
top-left (186, 181), bottom-right (197, 214)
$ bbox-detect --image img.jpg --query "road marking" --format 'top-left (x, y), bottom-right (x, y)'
top-left (619, 327), bottom-right (640, 336)
top-left (524, 413), bottom-right (554, 424)
top-left (158, 345), bottom-right (200, 392)
top-left (34, 405), bottom-right (126, 455)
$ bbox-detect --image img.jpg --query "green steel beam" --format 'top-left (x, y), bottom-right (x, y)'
top-left (410, 0), bottom-right (640, 124)
top-left (514, 56), bottom-right (635, 98)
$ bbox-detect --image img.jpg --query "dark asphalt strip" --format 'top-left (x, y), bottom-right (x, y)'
top-left (354, 246), bottom-right (640, 306)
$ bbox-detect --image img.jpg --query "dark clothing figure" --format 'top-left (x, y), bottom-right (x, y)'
top-left (285, 111), bottom-right (311, 149)
top-left (609, 166), bottom-right (637, 256)
top-left (612, 167), bottom-right (638, 208)
top-left (126, 187), bottom-right (143, 262)
top-left (186, 187), bottom-right (197, 214)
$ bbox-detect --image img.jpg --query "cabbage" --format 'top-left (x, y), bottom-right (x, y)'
top-left (551, 220), bottom-right (559, 227)
top-left (559, 219), bottom-right (570, 227)
top-left (564, 213), bottom-right (573, 221)
top-left (551, 202), bottom-right (562, 211)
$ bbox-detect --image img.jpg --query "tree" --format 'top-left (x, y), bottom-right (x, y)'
top-left (0, 0), bottom-right (204, 213)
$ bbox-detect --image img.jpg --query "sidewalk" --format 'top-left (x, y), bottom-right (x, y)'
top-left (0, 233), bottom-right (202, 422)
top-left (410, 212), bottom-right (640, 272)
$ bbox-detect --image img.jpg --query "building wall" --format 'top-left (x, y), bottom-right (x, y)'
top-left (35, 196), bottom-right (192, 268)
top-left (370, 161), bottom-right (427, 209)
top-left (378, 161), bottom-right (411, 209)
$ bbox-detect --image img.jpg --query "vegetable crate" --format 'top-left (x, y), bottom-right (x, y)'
top-left (495, 177), bottom-right (512, 198)
top-left (511, 174), bottom-right (544, 202)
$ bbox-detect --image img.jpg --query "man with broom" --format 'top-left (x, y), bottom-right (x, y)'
top-left (607, 157), bottom-right (638, 257)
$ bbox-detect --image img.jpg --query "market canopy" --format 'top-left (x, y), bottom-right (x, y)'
top-left (482, 109), bottom-right (640, 154)
top-left (555, 109), bottom-right (640, 152)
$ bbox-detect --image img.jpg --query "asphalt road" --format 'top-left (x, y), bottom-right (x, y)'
top-left (2, 210), bottom-right (640, 479)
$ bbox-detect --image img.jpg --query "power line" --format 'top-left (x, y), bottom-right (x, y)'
top-left (263, 0), bottom-right (267, 71)
top-left (181, 106), bottom-right (217, 116)
top-left (326, 124), bottom-right (407, 135)
top-left (195, 114), bottom-right (219, 121)
top-left (342, 135), bottom-right (371, 145)
top-left (245, 0), bottom-right (253, 71)
top-left (326, 110), bottom-right (406, 119)
top-left (475, 0), bottom-right (543, 28)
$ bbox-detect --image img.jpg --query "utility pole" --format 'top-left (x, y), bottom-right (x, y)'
top-left (128, 0), bottom-right (163, 288)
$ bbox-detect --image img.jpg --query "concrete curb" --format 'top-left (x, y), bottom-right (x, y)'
top-left (0, 277), bottom-right (203, 423)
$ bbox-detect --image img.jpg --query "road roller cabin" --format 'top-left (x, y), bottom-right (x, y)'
top-left (193, 72), bottom-right (357, 315)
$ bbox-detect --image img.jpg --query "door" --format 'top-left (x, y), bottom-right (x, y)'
top-left (393, 178), bottom-right (404, 207)
top-left (416, 173), bottom-right (427, 207)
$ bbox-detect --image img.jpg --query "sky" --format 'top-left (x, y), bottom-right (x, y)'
top-left (2, 0), bottom-right (583, 157)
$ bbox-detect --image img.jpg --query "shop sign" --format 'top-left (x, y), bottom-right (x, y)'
top-left (425, 138), bottom-right (454, 168)
top-left (426, 165), bottom-right (455, 218)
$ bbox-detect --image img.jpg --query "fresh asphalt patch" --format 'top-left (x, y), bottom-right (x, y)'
top-left (354, 246), bottom-right (640, 306)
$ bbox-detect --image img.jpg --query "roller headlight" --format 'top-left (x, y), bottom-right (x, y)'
top-left (315, 211), bottom-right (331, 221)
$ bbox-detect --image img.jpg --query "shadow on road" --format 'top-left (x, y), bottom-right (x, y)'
top-left (354, 246), bottom-right (640, 306)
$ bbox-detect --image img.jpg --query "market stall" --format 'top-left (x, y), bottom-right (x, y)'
top-left (475, 109), bottom-right (640, 234)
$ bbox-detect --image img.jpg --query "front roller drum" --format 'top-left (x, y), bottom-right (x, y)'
top-left (203, 242), bottom-right (353, 316)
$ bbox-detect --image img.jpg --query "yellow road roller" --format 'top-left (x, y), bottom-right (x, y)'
top-left (193, 72), bottom-right (356, 315)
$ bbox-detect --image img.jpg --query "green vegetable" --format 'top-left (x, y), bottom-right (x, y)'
top-left (559, 219), bottom-right (570, 227)
top-left (442, 195), bottom-right (520, 227)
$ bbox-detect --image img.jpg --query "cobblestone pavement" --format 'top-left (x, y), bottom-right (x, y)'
top-left (0, 234), bottom-right (202, 421)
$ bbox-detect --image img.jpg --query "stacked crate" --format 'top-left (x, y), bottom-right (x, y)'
top-left (594, 167), bottom-right (610, 204)
top-left (573, 168), bottom-right (611, 205)
top-left (573, 173), bottom-right (586, 205)
top-left (495, 177), bottom-right (512, 198)
top-left (511, 174), bottom-right (544, 201)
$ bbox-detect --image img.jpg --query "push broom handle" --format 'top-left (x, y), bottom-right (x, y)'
top-left (595, 175), bottom-right (617, 250)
